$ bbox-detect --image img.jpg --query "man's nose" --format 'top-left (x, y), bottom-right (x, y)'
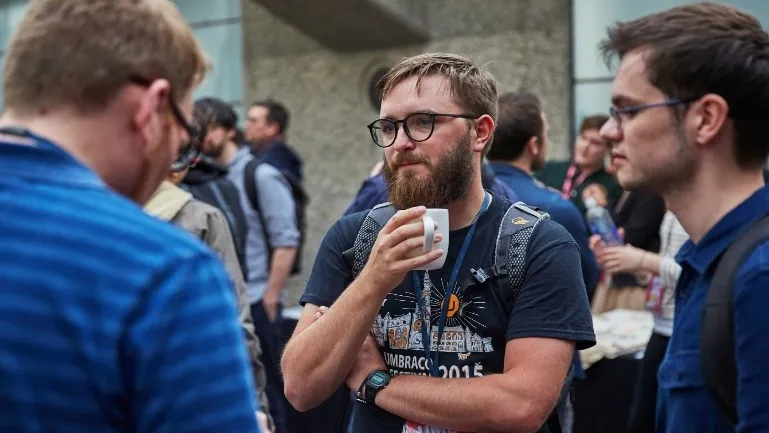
top-left (392, 126), bottom-right (416, 152)
top-left (600, 118), bottom-right (622, 143)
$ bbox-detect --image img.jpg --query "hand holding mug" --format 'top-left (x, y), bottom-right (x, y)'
top-left (360, 206), bottom-right (444, 295)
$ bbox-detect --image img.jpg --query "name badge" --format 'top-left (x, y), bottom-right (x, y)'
top-left (645, 275), bottom-right (665, 314)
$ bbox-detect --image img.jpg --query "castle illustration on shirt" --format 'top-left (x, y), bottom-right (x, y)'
top-left (371, 271), bottom-right (494, 356)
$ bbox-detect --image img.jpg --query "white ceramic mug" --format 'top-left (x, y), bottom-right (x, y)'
top-left (414, 208), bottom-right (449, 271)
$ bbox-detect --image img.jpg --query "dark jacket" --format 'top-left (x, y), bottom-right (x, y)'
top-left (181, 156), bottom-right (249, 274)
top-left (253, 140), bottom-right (304, 184)
top-left (611, 190), bottom-right (666, 288)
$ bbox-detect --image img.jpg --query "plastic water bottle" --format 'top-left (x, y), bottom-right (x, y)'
top-left (585, 197), bottom-right (623, 246)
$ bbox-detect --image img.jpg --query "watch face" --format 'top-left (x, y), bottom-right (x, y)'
top-left (370, 372), bottom-right (387, 386)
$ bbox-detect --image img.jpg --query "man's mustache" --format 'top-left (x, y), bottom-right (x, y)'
top-left (391, 154), bottom-right (432, 168)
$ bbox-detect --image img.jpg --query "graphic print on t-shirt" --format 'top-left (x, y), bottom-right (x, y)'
top-left (371, 271), bottom-right (494, 379)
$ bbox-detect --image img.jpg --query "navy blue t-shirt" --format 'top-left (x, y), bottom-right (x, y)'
top-left (301, 195), bottom-right (595, 433)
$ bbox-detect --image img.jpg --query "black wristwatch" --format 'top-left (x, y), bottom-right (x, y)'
top-left (356, 370), bottom-right (391, 407)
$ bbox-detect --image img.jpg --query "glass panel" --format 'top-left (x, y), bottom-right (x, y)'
top-left (192, 23), bottom-right (244, 103)
top-left (573, 0), bottom-right (769, 80)
top-left (573, 82), bottom-right (613, 137)
top-left (0, 54), bottom-right (4, 109)
top-left (0, 0), bottom-right (29, 51)
top-left (173, 0), bottom-right (241, 25)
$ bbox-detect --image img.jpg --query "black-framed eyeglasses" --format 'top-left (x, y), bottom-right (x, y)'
top-left (609, 98), bottom-right (700, 129)
top-left (128, 75), bottom-right (203, 172)
top-left (367, 112), bottom-right (480, 148)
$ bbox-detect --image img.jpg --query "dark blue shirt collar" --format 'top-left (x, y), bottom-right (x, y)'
top-left (0, 129), bottom-right (104, 189)
top-left (488, 162), bottom-right (530, 179)
top-left (677, 184), bottom-right (769, 274)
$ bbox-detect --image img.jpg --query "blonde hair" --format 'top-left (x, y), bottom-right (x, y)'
top-left (3, 0), bottom-right (209, 115)
top-left (377, 53), bottom-right (498, 151)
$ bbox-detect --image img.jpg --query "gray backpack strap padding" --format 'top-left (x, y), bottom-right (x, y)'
top-left (493, 201), bottom-right (550, 309)
top-left (350, 202), bottom-right (397, 279)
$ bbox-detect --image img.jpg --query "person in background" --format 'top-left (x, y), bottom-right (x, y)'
top-left (592, 211), bottom-right (688, 433)
top-left (0, 0), bottom-right (260, 431)
top-left (205, 97), bottom-right (300, 433)
top-left (145, 137), bottom-right (273, 433)
top-left (486, 91), bottom-right (600, 433)
top-left (246, 99), bottom-right (304, 184)
top-left (536, 115), bottom-right (623, 217)
top-left (599, 3), bottom-right (769, 431)
top-left (488, 91), bottom-right (600, 297)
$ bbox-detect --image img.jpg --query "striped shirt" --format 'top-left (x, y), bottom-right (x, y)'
top-left (655, 210), bottom-right (690, 336)
top-left (0, 130), bottom-right (260, 432)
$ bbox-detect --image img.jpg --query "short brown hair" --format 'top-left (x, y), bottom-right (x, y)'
top-left (600, 2), bottom-right (769, 169)
top-left (377, 53), bottom-right (498, 152)
top-left (3, 0), bottom-right (209, 115)
top-left (579, 115), bottom-right (609, 135)
top-left (487, 92), bottom-right (543, 162)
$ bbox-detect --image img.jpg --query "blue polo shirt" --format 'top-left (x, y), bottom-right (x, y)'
top-left (657, 185), bottom-right (769, 433)
top-left (490, 163), bottom-right (599, 294)
top-left (0, 130), bottom-right (260, 432)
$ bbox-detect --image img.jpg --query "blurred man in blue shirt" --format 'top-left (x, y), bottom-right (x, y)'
top-left (599, 3), bottom-right (769, 432)
top-left (487, 92), bottom-right (600, 296)
top-left (0, 1), bottom-right (261, 432)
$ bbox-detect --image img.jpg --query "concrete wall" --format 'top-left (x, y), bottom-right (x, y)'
top-left (242, 0), bottom-right (572, 304)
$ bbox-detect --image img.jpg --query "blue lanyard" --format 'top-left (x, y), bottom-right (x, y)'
top-left (411, 192), bottom-right (490, 377)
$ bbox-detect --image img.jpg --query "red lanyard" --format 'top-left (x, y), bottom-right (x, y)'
top-left (561, 163), bottom-right (587, 199)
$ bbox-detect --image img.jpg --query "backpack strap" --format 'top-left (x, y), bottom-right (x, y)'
top-left (343, 202), bottom-right (397, 279)
top-left (702, 212), bottom-right (769, 426)
top-left (244, 158), bottom-right (275, 266)
top-left (491, 202), bottom-right (549, 307)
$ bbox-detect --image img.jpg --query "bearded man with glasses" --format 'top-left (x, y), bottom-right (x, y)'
top-left (282, 52), bottom-right (595, 433)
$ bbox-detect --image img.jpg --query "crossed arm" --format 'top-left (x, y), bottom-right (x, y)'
top-left (367, 336), bottom-right (574, 433)
top-left (283, 297), bottom-right (574, 433)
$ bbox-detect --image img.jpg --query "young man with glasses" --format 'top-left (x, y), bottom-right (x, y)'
top-left (0, 1), bottom-right (261, 432)
top-left (282, 52), bottom-right (595, 433)
top-left (599, 3), bottom-right (769, 432)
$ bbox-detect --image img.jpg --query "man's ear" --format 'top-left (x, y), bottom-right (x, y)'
top-left (473, 114), bottom-right (495, 153)
top-left (266, 121), bottom-right (281, 138)
top-left (227, 128), bottom-right (237, 140)
top-left (527, 136), bottom-right (540, 157)
top-left (691, 93), bottom-right (729, 149)
top-left (132, 79), bottom-right (171, 150)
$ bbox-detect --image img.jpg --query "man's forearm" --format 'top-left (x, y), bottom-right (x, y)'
top-left (265, 247), bottom-right (296, 296)
top-left (375, 374), bottom-right (553, 433)
top-left (281, 273), bottom-right (387, 411)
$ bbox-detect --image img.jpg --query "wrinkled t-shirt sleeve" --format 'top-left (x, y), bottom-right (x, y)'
top-left (299, 212), bottom-right (368, 307)
top-left (506, 218), bottom-right (596, 350)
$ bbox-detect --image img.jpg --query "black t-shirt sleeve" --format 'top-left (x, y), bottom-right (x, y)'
top-left (299, 212), bottom-right (367, 307)
top-left (506, 219), bottom-right (596, 350)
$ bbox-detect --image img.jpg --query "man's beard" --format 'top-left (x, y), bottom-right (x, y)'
top-left (531, 150), bottom-right (546, 172)
top-left (203, 138), bottom-right (227, 158)
top-left (382, 131), bottom-right (474, 209)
